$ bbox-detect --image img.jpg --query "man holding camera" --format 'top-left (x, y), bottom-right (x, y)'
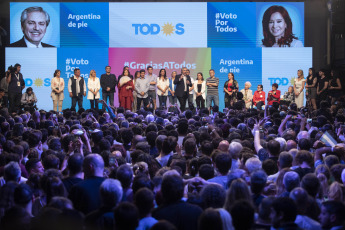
top-left (21, 87), bottom-right (37, 113)
top-left (7, 63), bottom-right (25, 113)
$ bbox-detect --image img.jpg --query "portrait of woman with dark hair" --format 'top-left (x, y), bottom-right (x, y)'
top-left (261, 5), bottom-right (303, 47)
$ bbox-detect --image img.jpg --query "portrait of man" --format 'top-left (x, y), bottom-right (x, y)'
top-left (9, 6), bottom-right (54, 48)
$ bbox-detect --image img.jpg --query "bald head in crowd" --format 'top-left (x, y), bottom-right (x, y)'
top-left (83, 154), bottom-right (104, 178)
top-left (286, 140), bottom-right (297, 151)
top-left (218, 140), bottom-right (229, 152)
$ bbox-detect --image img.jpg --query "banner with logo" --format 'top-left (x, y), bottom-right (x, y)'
top-left (109, 3), bottom-right (207, 48)
top-left (5, 48), bottom-right (57, 111)
top-left (262, 48), bottom-right (312, 106)
top-left (109, 48), bottom-right (211, 106)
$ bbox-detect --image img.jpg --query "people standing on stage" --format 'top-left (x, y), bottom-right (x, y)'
top-left (168, 71), bottom-right (177, 106)
top-left (317, 69), bottom-right (329, 105)
top-left (253, 85), bottom-right (265, 109)
top-left (51, 69), bottom-right (65, 112)
top-left (206, 69), bottom-right (219, 109)
top-left (146, 66), bottom-right (157, 110)
top-left (7, 63), bottom-right (25, 113)
top-left (305, 67), bottom-right (317, 110)
top-left (118, 69), bottom-right (134, 111)
top-left (283, 86), bottom-right (295, 105)
top-left (87, 70), bottom-right (100, 110)
top-left (157, 69), bottom-right (169, 109)
top-left (267, 83), bottom-right (281, 106)
top-left (294, 69), bottom-right (306, 108)
top-left (100, 66), bottom-right (117, 110)
top-left (132, 71), bottom-right (140, 112)
top-left (194, 72), bottom-right (206, 109)
top-left (186, 69), bottom-right (195, 109)
top-left (223, 73), bottom-right (239, 108)
top-left (240, 81), bottom-right (253, 109)
top-left (68, 68), bottom-right (86, 111)
top-left (135, 69), bottom-right (150, 111)
top-left (174, 67), bottom-right (192, 111)
top-left (328, 69), bottom-right (342, 105)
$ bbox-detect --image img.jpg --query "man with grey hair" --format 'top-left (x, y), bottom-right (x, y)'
top-left (69, 154), bottom-right (105, 215)
top-left (275, 137), bottom-right (287, 152)
top-left (85, 179), bottom-right (123, 230)
top-left (10, 6), bottom-right (54, 47)
top-left (3, 161), bottom-right (22, 184)
top-left (297, 131), bottom-right (310, 141)
top-left (282, 171), bottom-right (300, 197)
top-left (229, 142), bottom-right (243, 171)
top-left (245, 157), bottom-right (262, 174)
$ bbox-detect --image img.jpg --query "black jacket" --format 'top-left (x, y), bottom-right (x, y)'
top-left (9, 37), bottom-right (55, 47)
top-left (100, 74), bottom-right (117, 93)
top-left (174, 74), bottom-right (192, 97)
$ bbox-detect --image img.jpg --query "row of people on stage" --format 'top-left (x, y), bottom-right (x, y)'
top-left (1, 64), bottom-right (343, 113)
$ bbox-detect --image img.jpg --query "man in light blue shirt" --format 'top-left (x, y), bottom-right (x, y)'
top-left (145, 66), bottom-right (157, 110)
top-left (135, 69), bottom-right (150, 111)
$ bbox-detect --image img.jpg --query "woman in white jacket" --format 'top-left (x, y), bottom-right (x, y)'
top-left (194, 72), bottom-right (206, 109)
top-left (87, 70), bottom-right (101, 110)
top-left (240, 81), bottom-right (253, 109)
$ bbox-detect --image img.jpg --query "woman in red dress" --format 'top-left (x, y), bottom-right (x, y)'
top-left (118, 69), bottom-right (134, 110)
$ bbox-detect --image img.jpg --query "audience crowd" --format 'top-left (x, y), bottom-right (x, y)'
top-left (0, 98), bottom-right (345, 230)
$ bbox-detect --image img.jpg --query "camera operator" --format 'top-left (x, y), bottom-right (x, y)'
top-left (21, 87), bottom-right (37, 112)
top-left (7, 63), bottom-right (25, 113)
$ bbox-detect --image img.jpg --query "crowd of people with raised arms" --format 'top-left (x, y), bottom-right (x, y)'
top-left (0, 64), bottom-right (344, 230)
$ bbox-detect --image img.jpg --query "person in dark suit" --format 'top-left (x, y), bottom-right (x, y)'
top-left (68, 154), bottom-right (105, 215)
top-left (9, 6), bottom-right (54, 48)
top-left (174, 67), bottom-right (192, 111)
top-left (152, 174), bottom-right (202, 230)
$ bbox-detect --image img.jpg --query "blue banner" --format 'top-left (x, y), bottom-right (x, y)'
top-left (57, 48), bottom-right (109, 110)
top-left (60, 3), bottom-right (109, 47)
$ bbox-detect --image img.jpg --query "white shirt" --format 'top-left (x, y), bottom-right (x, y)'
top-left (182, 75), bottom-right (187, 91)
top-left (157, 77), bottom-right (169, 96)
top-left (68, 76), bottom-right (86, 95)
top-left (189, 78), bottom-right (195, 95)
top-left (87, 77), bottom-right (101, 99)
top-left (24, 36), bottom-right (42, 48)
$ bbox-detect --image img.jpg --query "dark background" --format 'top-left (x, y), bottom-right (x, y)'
top-left (0, 0), bottom-right (344, 77)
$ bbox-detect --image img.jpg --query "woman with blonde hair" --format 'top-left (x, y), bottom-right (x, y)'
top-left (224, 178), bottom-right (253, 213)
top-left (240, 81), bottom-right (253, 109)
top-left (294, 69), bottom-right (306, 108)
top-left (87, 69), bottom-right (100, 110)
top-left (328, 182), bottom-right (344, 202)
top-left (51, 70), bottom-right (65, 112)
